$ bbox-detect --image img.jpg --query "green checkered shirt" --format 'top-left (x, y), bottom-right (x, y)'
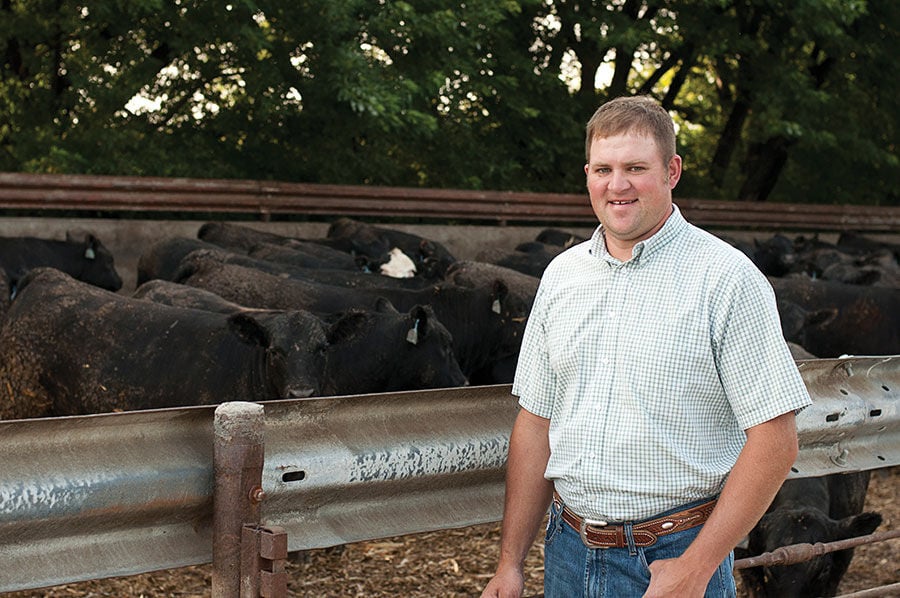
top-left (513, 205), bottom-right (811, 521)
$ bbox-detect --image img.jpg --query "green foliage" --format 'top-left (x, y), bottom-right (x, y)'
top-left (0, 0), bottom-right (896, 204)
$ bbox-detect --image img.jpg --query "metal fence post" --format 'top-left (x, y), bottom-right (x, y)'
top-left (212, 402), bottom-right (266, 597)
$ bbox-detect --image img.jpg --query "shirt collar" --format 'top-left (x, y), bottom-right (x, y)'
top-left (589, 203), bottom-right (687, 266)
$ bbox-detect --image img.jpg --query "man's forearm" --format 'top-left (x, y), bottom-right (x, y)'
top-left (496, 409), bottom-right (554, 572)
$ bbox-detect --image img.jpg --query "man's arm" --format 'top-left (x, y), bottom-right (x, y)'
top-left (480, 408), bottom-right (554, 598)
top-left (644, 411), bottom-right (800, 598)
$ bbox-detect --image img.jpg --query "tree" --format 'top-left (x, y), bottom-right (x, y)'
top-left (0, 1), bottom-right (896, 204)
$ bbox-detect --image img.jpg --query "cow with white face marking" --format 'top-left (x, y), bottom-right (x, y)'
top-left (157, 247), bottom-right (433, 290)
top-left (380, 247), bottom-right (417, 278)
top-left (325, 217), bottom-right (457, 279)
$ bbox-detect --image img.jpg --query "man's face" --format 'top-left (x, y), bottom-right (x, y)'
top-left (584, 132), bottom-right (681, 260)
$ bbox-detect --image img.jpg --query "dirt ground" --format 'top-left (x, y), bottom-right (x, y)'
top-left (5, 466), bottom-right (897, 598)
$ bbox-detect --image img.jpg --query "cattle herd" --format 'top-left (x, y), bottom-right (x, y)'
top-left (0, 217), bottom-right (898, 597)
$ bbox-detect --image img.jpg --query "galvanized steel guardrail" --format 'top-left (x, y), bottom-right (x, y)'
top-left (0, 356), bottom-right (898, 593)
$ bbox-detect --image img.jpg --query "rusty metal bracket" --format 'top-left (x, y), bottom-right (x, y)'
top-left (241, 525), bottom-right (288, 597)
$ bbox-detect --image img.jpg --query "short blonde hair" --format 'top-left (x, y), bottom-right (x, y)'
top-left (585, 95), bottom-right (676, 164)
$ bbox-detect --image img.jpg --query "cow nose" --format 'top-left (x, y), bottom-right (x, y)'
top-left (286, 387), bottom-right (316, 399)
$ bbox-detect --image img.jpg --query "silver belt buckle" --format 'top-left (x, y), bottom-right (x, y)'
top-left (579, 517), bottom-right (609, 548)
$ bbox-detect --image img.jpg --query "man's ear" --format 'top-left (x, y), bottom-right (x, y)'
top-left (667, 154), bottom-right (683, 189)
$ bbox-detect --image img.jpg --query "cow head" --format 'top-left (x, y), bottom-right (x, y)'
top-left (65, 230), bottom-right (123, 292)
top-left (739, 507), bottom-right (882, 598)
top-left (391, 303), bottom-right (467, 390)
top-left (753, 234), bottom-right (796, 276)
top-left (227, 311), bottom-right (328, 399)
top-left (320, 298), bottom-right (467, 394)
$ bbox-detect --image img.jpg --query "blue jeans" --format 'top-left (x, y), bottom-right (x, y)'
top-left (543, 498), bottom-right (736, 598)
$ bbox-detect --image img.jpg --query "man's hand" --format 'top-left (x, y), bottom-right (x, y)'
top-left (643, 557), bottom-right (712, 598)
top-left (480, 565), bottom-right (525, 598)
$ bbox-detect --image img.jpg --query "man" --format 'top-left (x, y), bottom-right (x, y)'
top-left (480, 95), bottom-right (811, 598)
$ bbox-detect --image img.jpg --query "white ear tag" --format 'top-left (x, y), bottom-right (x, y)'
top-left (406, 320), bottom-right (420, 345)
top-left (84, 247), bottom-right (96, 260)
top-left (492, 298), bottom-right (501, 314)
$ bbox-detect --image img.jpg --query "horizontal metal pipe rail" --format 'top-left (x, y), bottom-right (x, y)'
top-left (0, 356), bottom-right (898, 592)
top-left (1, 172), bottom-right (898, 231)
top-left (733, 529), bottom-right (900, 570)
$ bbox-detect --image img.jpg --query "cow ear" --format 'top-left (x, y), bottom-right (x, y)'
top-left (66, 230), bottom-right (99, 259)
top-left (837, 512), bottom-right (882, 541)
top-left (328, 311), bottom-right (369, 344)
top-left (227, 313), bottom-right (270, 347)
top-left (419, 239), bottom-right (435, 258)
top-left (407, 306), bottom-right (430, 345)
top-left (374, 297), bottom-right (399, 313)
top-left (491, 279), bottom-right (509, 314)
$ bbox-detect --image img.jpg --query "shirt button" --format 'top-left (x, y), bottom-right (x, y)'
top-left (600, 357), bottom-right (610, 366)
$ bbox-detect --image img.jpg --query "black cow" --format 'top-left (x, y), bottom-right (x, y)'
top-left (197, 221), bottom-right (304, 253)
top-left (787, 236), bottom-right (900, 287)
top-left (751, 234), bottom-right (798, 277)
top-left (174, 253), bottom-right (527, 380)
top-left (0, 268), bottom-right (333, 419)
top-left (133, 278), bottom-right (254, 312)
top-left (770, 277), bottom-right (900, 357)
top-left (776, 297), bottom-right (837, 358)
top-left (318, 299), bottom-right (467, 395)
top-left (326, 217), bottom-right (457, 279)
top-left (445, 260), bottom-right (539, 302)
top-left (175, 248), bottom-right (434, 290)
top-left (248, 241), bottom-right (363, 271)
top-left (198, 222), bottom-right (386, 272)
top-left (0, 231), bottom-right (122, 292)
top-left (836, 232), bottom-right (900, 259)
top-left (137, 236), bottom-right (227, 285)
top-left (442, 260), bottom-right (539, 383)
top-left (134, 279), bottom-right (468, 395)
top-left (477, 239), bottom-right (568, 279)
top-left (736, 472), bottom-right (882, 597)
top-left (751, 233), bottom-right (900, 287)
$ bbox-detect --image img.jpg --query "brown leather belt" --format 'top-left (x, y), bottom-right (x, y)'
top-left (553, 492), bottom-right (717, 549)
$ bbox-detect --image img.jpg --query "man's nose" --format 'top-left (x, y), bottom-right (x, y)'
top-left (608, 169), bottom-right (631, 192)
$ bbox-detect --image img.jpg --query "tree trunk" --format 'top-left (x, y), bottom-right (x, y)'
top-left (709, 98), bottom-right (751, 188)
top-left (737, 136), bottom-right (794, 201)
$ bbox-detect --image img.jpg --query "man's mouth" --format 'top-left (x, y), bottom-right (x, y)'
top-left (609, 199), bottom-right (638, 205)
